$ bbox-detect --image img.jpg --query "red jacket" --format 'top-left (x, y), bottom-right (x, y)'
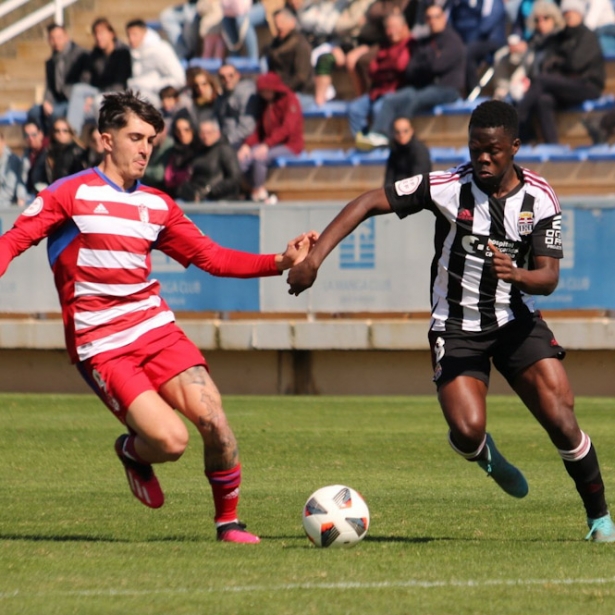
top-left (368, 35), bottom-right (412, 101)
top-left (244, 72), bottom-right (304, 154)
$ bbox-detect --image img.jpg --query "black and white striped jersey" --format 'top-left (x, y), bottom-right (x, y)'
top-left (384, 162), bottom-right (563, 333)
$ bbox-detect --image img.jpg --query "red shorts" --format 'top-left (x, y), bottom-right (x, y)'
top-left (77, 323), bottom-right (208, 424)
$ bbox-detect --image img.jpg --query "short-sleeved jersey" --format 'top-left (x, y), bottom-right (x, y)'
top-left (384, 162), bottom-right (563, 333)
top-left (0, 168), bottom-right (279, 362)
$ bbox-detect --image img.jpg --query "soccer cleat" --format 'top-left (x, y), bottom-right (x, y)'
top-left (477, 433), bottom-right (529, 499)
top-left (115, 435), bottom-right (165, 509)
top-left (216, 521), bottom-right (261, 544)
top-left (586, 513), bottom-right (615, 542)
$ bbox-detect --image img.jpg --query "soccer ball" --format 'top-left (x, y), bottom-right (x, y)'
top-left (302, 484), bottom-right (370, 548)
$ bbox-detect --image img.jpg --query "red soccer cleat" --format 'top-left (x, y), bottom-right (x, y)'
top-left (115, 435), bottom-right (165, 509)
top-left (217, 521), bottom-right (261, 544)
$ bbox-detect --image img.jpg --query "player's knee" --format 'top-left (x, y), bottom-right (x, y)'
top-left (158, 426), bottom-right (189, 461)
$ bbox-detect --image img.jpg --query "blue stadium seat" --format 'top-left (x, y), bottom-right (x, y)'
top-left (432, 97), bottom-right (488, 116)
top-left (309, 149), bottom-right (352, 166)
top-left (187, 57), bottom-right (261, 74)
top-left (272, 151), bottom-right (319, 168)
top-left (0, 109), bottom-right (27, 125)
top-left (347, 148), bottom-right (390, 165)
top-left (430, 146), bottom-right (466, 164)
top-left (578, 94), bottom-right (615, 113)
top-left (302, 101), bottom-right (348, 119)
top-left (585, 144), bottom-right (615, 161)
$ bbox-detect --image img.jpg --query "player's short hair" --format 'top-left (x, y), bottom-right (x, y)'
top-left (98, 90), bottom-right (165, 135)
top-left (125, 18), bottom-right (147, 31)
top-left (469, 100), bottom-right (519, 140)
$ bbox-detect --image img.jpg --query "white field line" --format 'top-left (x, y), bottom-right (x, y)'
top-left (2, 576), bottom-right (615, 599)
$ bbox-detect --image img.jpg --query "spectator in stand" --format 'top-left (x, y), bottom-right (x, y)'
top-left (384, 117), bottom-right (431, 184)
top-left (183, 68), bottom-right (220, 127)
top-left (584, 0), bottom-right (615, 55)
top-left (83, 124), bottom-right (105, 167)
top-left (43, 118), bottom-right (88, 188)
top-left (66, 18), bottom-right (132, 138)
top-left (264, 8), bottom-right (315, 108)
top-left (492, 1), bottom-right (564, 103)
top-left (143, 122), bottom-right (174, 190)
top-left (125, 19), bottom-right (186, 108)
top-left (160, 0), bottom-right (201, 60)
top-left (176, 119), bottom-right (243, 201)
top-left (285, 0), bottom-right (349, 105)
top-left (159, 86), bottom-right (183, 124)
top-left (27, 23), bottom-right (89, 135)
top-left (197, 0), bottom-right (226, 58)
top-left (347, 12), bottom-right (412, 140)
top-left (449, 0), bottom-right (507, 96)
top-left (342, 0), bottom-right (411, 97)
top-left (516, 0), bottom-right (604, 144)
top-left (357, 3), bottom-right (465, 149)
top-left (509, 0), bottom-right (540, 42)
top-left (21, 121), bottom-right (49, 199)
top-left (237, 72), bottom-right (304, 203)
top-left (0, 131), bottom-right (26, 207)
top-left (214, 62), bottom-right (260, 149)
top-left (220, 0), bottom-right (260, 61)
top-left (164, 111), bottom-right (200, 198)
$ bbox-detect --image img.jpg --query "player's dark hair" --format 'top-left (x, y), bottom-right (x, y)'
top-left (98, 90), bottom-right (165, 135)
top-left (125, 18), bottom-right (148, 30)
top-left (469, 100), bottom-right (519, 140)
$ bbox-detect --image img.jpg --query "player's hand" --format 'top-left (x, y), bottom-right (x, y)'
top-left (276, 231), bottom-right (319, 271)
top-left (488, 240), bottom-right (518, 284)
top-left (287, 257), bottom-right (318, 296)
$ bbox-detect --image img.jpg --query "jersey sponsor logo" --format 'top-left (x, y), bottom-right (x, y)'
top-left (518, 211), bottom-right (534, 236)
top-left (22, 196), bottom-right (43, 217)
top-left (461, 234), bottom-right (488, 257)
top-left (395, 175), bottom-right (422, 196)
top-left (94, 203), bottom-right (109, 214)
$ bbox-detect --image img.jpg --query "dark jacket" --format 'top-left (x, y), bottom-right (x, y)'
top-left (44, 41), bottom-right (89, 104)
top-left (405, 26), bottom-right (466, 93)
top-left (45, 142), bottom-right (88, 184)
top-left (244, 72), bottom-right (304, 154)
top-left (177, 139), bottom-right (242, 201)
top-left (385, 136), bottom-right (432, 184)
top-left (82, 41), bottom-right (132, 92)
top-left (449, 0), bottom-right (506, 46)
top-left (541, 23), bottom-right (605, 91)
top-left (265, 29), bottom-right (315, 95)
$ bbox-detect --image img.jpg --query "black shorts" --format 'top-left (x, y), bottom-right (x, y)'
top-left (428, 314), bottom-right (566, 388)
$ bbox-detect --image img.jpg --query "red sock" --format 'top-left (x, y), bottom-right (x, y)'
top-left (121, 434), bottom-right (149, 465)
top-left (205, 464), bottom-right (241, 524)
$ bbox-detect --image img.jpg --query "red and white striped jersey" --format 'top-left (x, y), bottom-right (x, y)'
top-left (0, 168), bottom-right (280, 362)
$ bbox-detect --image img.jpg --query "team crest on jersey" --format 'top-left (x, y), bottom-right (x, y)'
top-left (22, 196), bottom-right (43, 217)
top-left (138, 204), bottom-right (149, 223)
top-left (395, 175), bottom-right (423, 196)
top-left (518, 211), bottom-right (534, 236)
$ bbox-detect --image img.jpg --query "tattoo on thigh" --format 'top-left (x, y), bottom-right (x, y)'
top-left (181, 365), bottom-right (207, 387)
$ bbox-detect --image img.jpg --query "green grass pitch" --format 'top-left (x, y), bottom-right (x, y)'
top-left (2, 393), bottom-right (615, 614)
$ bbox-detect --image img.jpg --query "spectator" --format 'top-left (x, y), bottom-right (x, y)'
top-left (43, 118), bottom-right (88, 187)
top-left (449, 0), bottom-right (507, 95)
top-left (177, 119), bottom-right (243, 201)
top-left (143, 122), bottom-right (175, 190)
top-left (384, 117), bottom-right (431, 184)
top-left (27, 23), bottom-right (89, 135)
top-left (83, 124), bottom-right (105, 167)
top-left (516, 0), bottom-right (604, 143)
top-left (159, 86), bottom-right (183, 124)
top-left (220, 0), bottom-right (260, 61)
top-left (164, 111), bottom-right (200, 198)
top-left (126, 19), bottom-right (186, 107)
top-left (214, 62), bottom-right (260, 149)
top-left (264, 8), bottom-right (315, 108)
top-left (584, 0), bottom-right (615, 55)
top-left (0, 131), bottom-right (26, 206)
top-left (347, 12), bottom-right (412, 140)
top-left (160, 0), bottom-right (201, 60)
top-left (197, 0), bottom-right (226, 58)
top-left (66, 18), bottom-right (132, 138)
top-left (20, 121), bottom-right (49, 199)
top-left (237, 72), bottom-right (304, 203)
top-left (184, 67), bottom-right (220, 127)
top-left (357, 4), bottom-right (465, 149)
top-left (492, 1), bottom-right (564, 102)
top-left (582, 109), bottom-right (615, 144)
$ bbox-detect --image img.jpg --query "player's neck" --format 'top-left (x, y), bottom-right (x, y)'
top-left (98, 161), bottom-right (137, 192)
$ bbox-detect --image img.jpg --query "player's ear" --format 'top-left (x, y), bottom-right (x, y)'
top-left (511, 137), bottom-right (521, 156)
top-left (99, 131), bottom-right (113, 153)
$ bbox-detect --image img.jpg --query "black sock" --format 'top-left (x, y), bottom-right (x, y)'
top-left (562, 443), bottom-right (608, 519)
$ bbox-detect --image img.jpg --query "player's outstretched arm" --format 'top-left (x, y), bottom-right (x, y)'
top-left (287, 188), bottom-right (392, 295)
top-left (488, 241), bottom-right (559, 295)
top-left (274, 231), bottom-right (319, 272)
